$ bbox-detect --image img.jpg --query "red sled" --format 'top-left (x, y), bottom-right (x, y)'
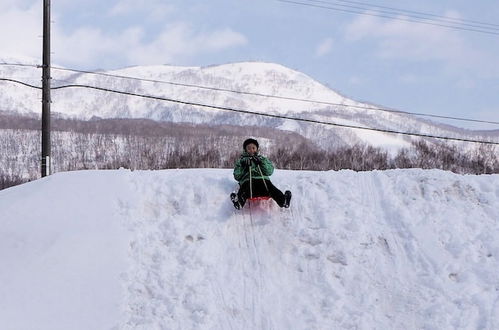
top-left (248, 196), bottom-right (271, 202)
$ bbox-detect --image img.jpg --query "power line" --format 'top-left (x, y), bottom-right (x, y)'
top-left (45, 66), bottom-right (499, 126)
top-left (281, 0), bottom-right (499, 35)
top-left (0, 78), bottom-right (41, 89)
top-left (277, 0), bottom-right (499, 36)
top-left (0, 62), bottom-right (41, 69)
top-left (316, 0), bottom-right (499, 29)
top-left (48, 83), bottom-right (498, 145)
top-left (1, 77), bottom-right (498, 144)
top-left (305, 0), bottom-right (499, 32)
top-left (38, 67), bottom-right (499, 126)
top-left (2, 62), bottom-right (499, 125)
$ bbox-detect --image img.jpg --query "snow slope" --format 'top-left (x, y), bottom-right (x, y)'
top-left (1, 169), bottom-right (499, 330)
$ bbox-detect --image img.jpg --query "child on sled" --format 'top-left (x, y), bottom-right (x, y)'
top-left (230, 138), bottom-right (291, 209)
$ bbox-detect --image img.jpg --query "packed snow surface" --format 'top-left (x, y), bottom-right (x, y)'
top-left (1, 168), bottom-right (499, 330)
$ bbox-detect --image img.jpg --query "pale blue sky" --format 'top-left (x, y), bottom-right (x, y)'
top-left (1, 0), bottom-right (498, 129)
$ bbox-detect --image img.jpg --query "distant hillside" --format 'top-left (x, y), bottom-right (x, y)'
top-left (1, 59), bottom-right (497, 152)
top-left (1, 111), bottom-right (497, 187)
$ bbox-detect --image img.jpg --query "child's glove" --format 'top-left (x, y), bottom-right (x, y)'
top-left (243, 157), bottom-right (252, 168)
top-left (251, 156), bottom-right (262, 165)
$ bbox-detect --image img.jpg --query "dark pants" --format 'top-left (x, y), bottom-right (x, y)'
top-left (237, 179), bottom-right (286, 207)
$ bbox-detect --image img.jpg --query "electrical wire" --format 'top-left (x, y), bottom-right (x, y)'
top-left (47, 83), bottom-right (498, 145)
top-left (45, 66), bottom-right (499, 126)
top-left (1, 77), bottom-right (498, 144)
top-left (313, 0), bottom-right (499, 29)
top-left (281, 0), bottom-right (499, 35)
top-left (304, 0), bottom-right (499, 31)
top-left (277, 0), bottom-right (499, 36)
top-left (2, 62), bottom-right (499, 125)
top-left (0, 78), bottom-right (41, 89)
top-left (0, 62), bottom-right (41, 69)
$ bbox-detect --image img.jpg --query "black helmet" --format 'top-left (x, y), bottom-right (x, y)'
top-left (243, 138), bottom-right (259, 150)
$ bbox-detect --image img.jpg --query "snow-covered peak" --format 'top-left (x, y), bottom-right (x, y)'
top-left (0, 53), bottom-right (40, 65)
top-left (1, 57), bottom-right (497, 151)
top-left (107, 61), bottom-right (350, 106)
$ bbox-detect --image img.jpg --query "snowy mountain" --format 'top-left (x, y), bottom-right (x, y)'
top-left (1, 58), bottom-right (497, 151)
top-left (1, 169), bottom-right (499, 329)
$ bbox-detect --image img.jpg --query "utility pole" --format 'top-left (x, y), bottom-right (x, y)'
top-left (41, 0), bottom-right (51, 177)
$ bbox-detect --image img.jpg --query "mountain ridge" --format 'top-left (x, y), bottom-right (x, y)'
top-left (1, 58), bottom-right (498, 151)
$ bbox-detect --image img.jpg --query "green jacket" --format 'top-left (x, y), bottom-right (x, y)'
top-left (233, 152), bottom-right (274, 185)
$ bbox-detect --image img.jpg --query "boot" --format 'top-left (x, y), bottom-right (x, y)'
top-left (283, 190), bottom-right (292, 208)
top-left (230, 192), bottom-right (241, 210)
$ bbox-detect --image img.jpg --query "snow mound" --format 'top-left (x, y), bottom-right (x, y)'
top-left (1, 169), bottom-right (499, 329)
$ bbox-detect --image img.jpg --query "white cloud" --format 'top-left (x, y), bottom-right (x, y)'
top-left (52, 27), bottom-right (140, 67)
top-left (126, 23), bottom-right (248, 65)
top-left (344, 12), bottom-right (464, 61)
top-left (109, 0), bottom-right (174, 21)
top-left (109, 0), bottom-right (136, 16)
top-left (0, 0), bottom-right (34, 11)
top-left (0, 2), bottom-right (42, 61)
top-left (51, 22), bottom-right (247, 68)
top-left (0, 2), bottom-right (247, 68)
top-left (315, 38), bottom-right (334, 57)
top-left (343, 12), bottom-right (499, 79)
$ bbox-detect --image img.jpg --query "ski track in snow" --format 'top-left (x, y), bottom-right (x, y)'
top-left (2, 168), bottom-right (499, 330)
top-left (120, 171), bottom-right (301, 330)
top-left (112, 169), bottom-right (496, 329)
top-left (117, 169), bottom-right (499, 330)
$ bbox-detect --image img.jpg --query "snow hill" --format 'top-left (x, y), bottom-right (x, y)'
top-left (1, 169), bottom-right (499, 329)
top-left (2, 58), bottom-right (497, 151)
